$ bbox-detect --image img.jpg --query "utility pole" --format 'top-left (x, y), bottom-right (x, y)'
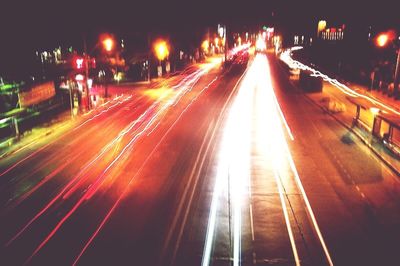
top-left (69, 81), bottom-right (74, 118)
top-left (147, 34), bottom-right (151, 83)
top-left (83, 34), bottom-right (91, 110)
top-left (224, 25), bottom-right (228, 62)
top-left (394, 48), bottom-right (400, 99)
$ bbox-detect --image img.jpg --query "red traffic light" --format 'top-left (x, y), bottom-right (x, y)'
top-left (75, 57), bottom-right (84, 69)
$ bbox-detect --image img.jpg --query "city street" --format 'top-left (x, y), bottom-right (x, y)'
top-left (1, 51), bottom-right (400, 266)
top-left (174, 54), bottom-right (400, 266)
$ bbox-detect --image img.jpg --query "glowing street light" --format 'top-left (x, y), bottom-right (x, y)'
top-left (214, 37), bottom-right (219, 47)
top-left (102, 37), bottom-right (114, 52)
top-left (376, 33), bottom-right (389, 47)
top-left (202, 40), bottom-right (209, 52)
top-left (375, 31), bottom-right (400, 98)
top-left (153, 40), bottom-right (169, 77)
top-left (154, 40), bottom-right (169, 61)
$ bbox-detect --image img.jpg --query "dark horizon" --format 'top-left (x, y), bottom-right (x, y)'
top-left (1, 0), bottom-right (398, 80)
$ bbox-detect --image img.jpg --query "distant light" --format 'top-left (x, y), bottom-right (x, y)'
top-left (376, 34), bottom-right (389, 47)
top-left (256, 38), bottom-right (266, 51)
top-left (87, 79), bottom-right (93, 88)
top-left (317, 20), bottom-right (327, 36)
top-left (154, 40), bottom-right (169, 61)
top-left (218, 24), bottom-right (224, 38)
top-left (75, 58), bottom-right (84, 69)
top-left (102, 38), bottom-right (114, 52)
top-left (75, 74), bottom-right (84, 81)
top-left (202, 40), bottom-right (209, 52)
top-left (370, 107), bottom-right (380, 115)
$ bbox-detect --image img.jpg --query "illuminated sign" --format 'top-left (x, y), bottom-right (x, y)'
top-left (18, 81), bottom-right (56, 108)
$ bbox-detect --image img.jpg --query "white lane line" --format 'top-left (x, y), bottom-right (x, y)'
top-left (272, 90), bottom-right (295, 141)
top-left (264, 54), bottom-right (334, 266)
top-left (274, 169), bottom-right (301, 266)
top-left (201, 68), bottom-right (249, 266)
top-left (284, 143), bottom-right (334, 266)
top-left (249, 204), bottom-right (255, 242)
top-left (165, 120), bottom-right (216, 265)
top-left (257, 54), bottom-right (300, 265)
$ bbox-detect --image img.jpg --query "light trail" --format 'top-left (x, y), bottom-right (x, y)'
top-left (254, 54), bottom-right (300, 265)
top-left (202, 60), bottom-right (255, 266)
top-left (72, 76), bottom-right (218, 264)
top-left (281, 47), bottom-right (400, 116)
top-left (5, 151), bottom-right (84, 210)
top-left (0, 95), bottom-right (134, 177)
top-left (203, 54), bottom-right (333, 266)
top-left (7, 79), bottom-right (179, 247)
top-left (20, 59), bottom-right (221, 263)
top-left (265, 53), bottom-right (334, 265)
top-left (73, 95), bottom-right (133, 131)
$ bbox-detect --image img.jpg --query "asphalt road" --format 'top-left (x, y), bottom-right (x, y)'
top-left (0, 57), bottom-right (242, 265)
top-left (174, 54), bottom-right (400, 266)
top-left (1, 52), bottom-right (400, 266)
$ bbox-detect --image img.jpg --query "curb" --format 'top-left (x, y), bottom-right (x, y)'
top-left (274, 55), bottom-right (400, 177)
top-left (302, 92), bottom-right (400, 177)
top-left (0, 127), bottom-right (56, 160)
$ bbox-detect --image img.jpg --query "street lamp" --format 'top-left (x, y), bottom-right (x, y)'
top-left (202, 40), bottom-right (209, 53)
top-left (376, 33), bottom-right (389, 47)
top-left (154, 40), bottom-right (169, 77)
top-left (102, 37), bottom-right (115, 52)
top-left (154, 41), bottom-right (169, 61)
top-left (83, 33), bottom-right (116, 108)
top-left (375, 31), bottom-right (400, 98)
top-left (99, 35), bottom-right (116, 98)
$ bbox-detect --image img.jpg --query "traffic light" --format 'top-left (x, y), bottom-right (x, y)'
top-left (75, 57), bottom-right (84, 69)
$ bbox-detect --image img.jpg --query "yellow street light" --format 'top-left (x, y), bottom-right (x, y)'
top-left (102, 37), bottom-right (114, 52)
top-left (214, 37), bottom-right (219, 47)
top-left (154, 40), bottom-right (169, 61)
top-left (376, 33), bottom-right (389, 47)
top-left (202, 40), bottom-right (209, 51)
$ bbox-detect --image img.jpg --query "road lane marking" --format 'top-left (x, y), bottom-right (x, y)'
top-left (164, 119), bottom-right (216, 264)
top-left (201, 68), bottom-right (249, 266)
top-left (249, 204), bottom-right (255, 241)
top-left (262, 54), bottom-right (334, 265)
top-left (255, 54), bottom-right (300, 265)
top-left (72, 63), bottom-right (223, 266)
top-left (274, 169), bottom-right (301, 266)
top-left (283, 143), bottom-right (334, 266)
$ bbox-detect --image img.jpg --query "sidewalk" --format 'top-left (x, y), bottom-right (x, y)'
top-left (302, 80), bottom-right (400, 175)
top-left (0, 109), bottom-right (76, 159)
top-left (347, 82), bottom-right (400, 113)
top-left (279, 49), bottom-right (400, 174)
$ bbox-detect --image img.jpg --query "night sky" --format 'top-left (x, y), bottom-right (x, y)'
top-left (0, 0), bottom-right (398, 80)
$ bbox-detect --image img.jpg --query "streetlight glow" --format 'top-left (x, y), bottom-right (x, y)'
top-left (202, 40), bottom-right (209, 52)
top-left (376, 34), bottom-right (389, 47)
top-left (154, 40), bottom-right (169, 61)
top-left (102, 38), bottom-right (114, 52)
top-left (214, 37), bottom-right (219, 47)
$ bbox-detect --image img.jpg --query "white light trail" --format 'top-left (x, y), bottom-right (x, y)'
top-left (254, 54), bottom-right (300, 265)
top-left (281, 47), bottom-right (400, 116)
top-left (203, 54), bottom-right (334, 266)
top-left (202, 68), bottom-right (252, 266)
top-left (266, 53), bottom-right (334, 265)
